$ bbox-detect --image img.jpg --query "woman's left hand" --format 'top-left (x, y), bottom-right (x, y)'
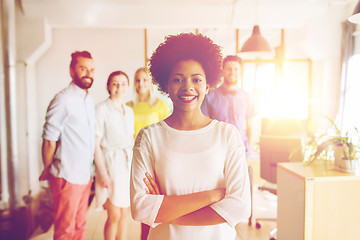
top-left (143, 172), bottom-right (160, 195)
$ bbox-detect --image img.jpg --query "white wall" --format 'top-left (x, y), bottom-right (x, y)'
top-left (10, 2), bottom-right (355, 201)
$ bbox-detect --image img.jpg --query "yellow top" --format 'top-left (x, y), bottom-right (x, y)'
top-left (127, 98), bottom-right (170, 138)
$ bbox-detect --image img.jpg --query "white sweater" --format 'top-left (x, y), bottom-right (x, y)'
top-left (130, 120), bottom-right (251, 240)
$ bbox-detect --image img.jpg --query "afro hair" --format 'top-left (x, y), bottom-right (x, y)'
top-left (149, 33), bottom-right (223, 94)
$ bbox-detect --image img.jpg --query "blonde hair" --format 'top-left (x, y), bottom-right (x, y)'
top-left (133, 67), bottom-right (157, 107)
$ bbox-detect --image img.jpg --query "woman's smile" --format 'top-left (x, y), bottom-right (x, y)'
top-left (178, 94), bottom-right (197, 103)
top-left (167, 59), bottom-right (209, 112)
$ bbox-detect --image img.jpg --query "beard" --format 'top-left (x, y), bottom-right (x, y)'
top-left (73, 74), bottom-right (94, 90)
top-left (223, 75), bottom-right (238, 86)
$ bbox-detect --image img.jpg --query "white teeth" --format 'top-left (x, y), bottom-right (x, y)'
top-left (180, 96), bottom-right (196, 100)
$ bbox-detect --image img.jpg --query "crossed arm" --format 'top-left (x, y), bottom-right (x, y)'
top-left (143, 172), bottom-right (227, 226)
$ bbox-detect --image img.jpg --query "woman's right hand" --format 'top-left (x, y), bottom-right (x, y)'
top-left (144, 172), bottom-right (160, 195)
top-left (97, 171), bottom-right (112, 188)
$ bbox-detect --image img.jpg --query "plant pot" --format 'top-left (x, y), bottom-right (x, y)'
top-left (334, 158), bottom-right (359, 173)
top-left (333, 144), bottom-right (348, 160)
top-left (333, 145), bottom-right (358, 172)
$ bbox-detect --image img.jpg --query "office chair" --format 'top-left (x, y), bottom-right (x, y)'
top-left (255, 135), bottom-right (303, 240)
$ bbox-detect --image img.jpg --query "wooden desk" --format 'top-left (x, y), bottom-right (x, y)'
top-left (277, 162), bottom-right (360, 240)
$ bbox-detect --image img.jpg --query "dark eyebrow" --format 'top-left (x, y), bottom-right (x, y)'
top-left (171, 73), bottom-right (205, 77)
top-left (171, 73), bottom-right (183, 76)
top-left (192, 73), bottom-right (205, 77)
top-left (79, 65), bottom-right (94, 71)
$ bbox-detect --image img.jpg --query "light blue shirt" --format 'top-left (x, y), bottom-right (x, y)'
top-left (201, 87), bottom-right (257, 153)
top-left (42, 82), bottom-right (95, 184)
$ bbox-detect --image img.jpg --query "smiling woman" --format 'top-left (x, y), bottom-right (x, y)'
top-left (94, 70), bottom-right (135, 240)
top-left (126, 67), bottom-right (171, 139)
top-left (129, 33), bottom-right (251, 240)
top-left (166, 59), bottom-right (209, 115)
top-left (149, 33), bottom-right (222, 93)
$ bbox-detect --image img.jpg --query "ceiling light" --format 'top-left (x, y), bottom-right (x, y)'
top-left (240, 25), bottom-right (272, 53)
top-left (348, 0), bottom-right (360, 24)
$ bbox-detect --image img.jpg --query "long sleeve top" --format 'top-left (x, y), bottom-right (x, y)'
top-left (42, 82), bottom-right (95, 184)
top-left (130, 120), bottom-right (251, 240)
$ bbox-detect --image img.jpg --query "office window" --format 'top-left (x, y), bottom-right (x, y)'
top-left (340, 53), bottom-right (360, 132)
top-left (242, 61), bottom-right (310, 119)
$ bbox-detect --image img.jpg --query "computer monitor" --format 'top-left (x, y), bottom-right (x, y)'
top-left (259, 135), bottom-right (303, 184)
top-left (261, 118), bottom-right (308, 137)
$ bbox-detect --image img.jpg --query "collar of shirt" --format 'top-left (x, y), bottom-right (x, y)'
top-left (219, 86), bottom-right (239, 96)
top-left (70, 82), bottom-right (88, 98)
top-left (105, 98), bottom-right (126, 113)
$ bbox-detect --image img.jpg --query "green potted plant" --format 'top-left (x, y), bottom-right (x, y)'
top-left (303, 116), bottom-right (360, 172)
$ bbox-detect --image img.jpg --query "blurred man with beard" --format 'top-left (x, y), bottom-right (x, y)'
top-left (39, 51), bottom-right (96, 240)
top-left (201, 55), bottom-right (257, 156)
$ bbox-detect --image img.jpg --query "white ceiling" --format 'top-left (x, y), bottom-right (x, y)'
top-left (20, 0), bottom-right (359, 29)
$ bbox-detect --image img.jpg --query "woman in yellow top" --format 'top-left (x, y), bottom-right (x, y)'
top-left (127, 67), bottom-right (171, 138)
top-left (127, 67), bottom-right (170, 240)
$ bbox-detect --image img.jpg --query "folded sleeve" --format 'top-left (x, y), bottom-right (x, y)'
top-left (130, 129), bottom-right (164, 228)
top-left (210, 126), bottom-right (251, 227)
top-left (42, 94), bottom-right (67, 141)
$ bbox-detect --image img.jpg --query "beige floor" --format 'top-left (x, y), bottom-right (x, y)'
top-left (30, 158), bottom-right (277, 240)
